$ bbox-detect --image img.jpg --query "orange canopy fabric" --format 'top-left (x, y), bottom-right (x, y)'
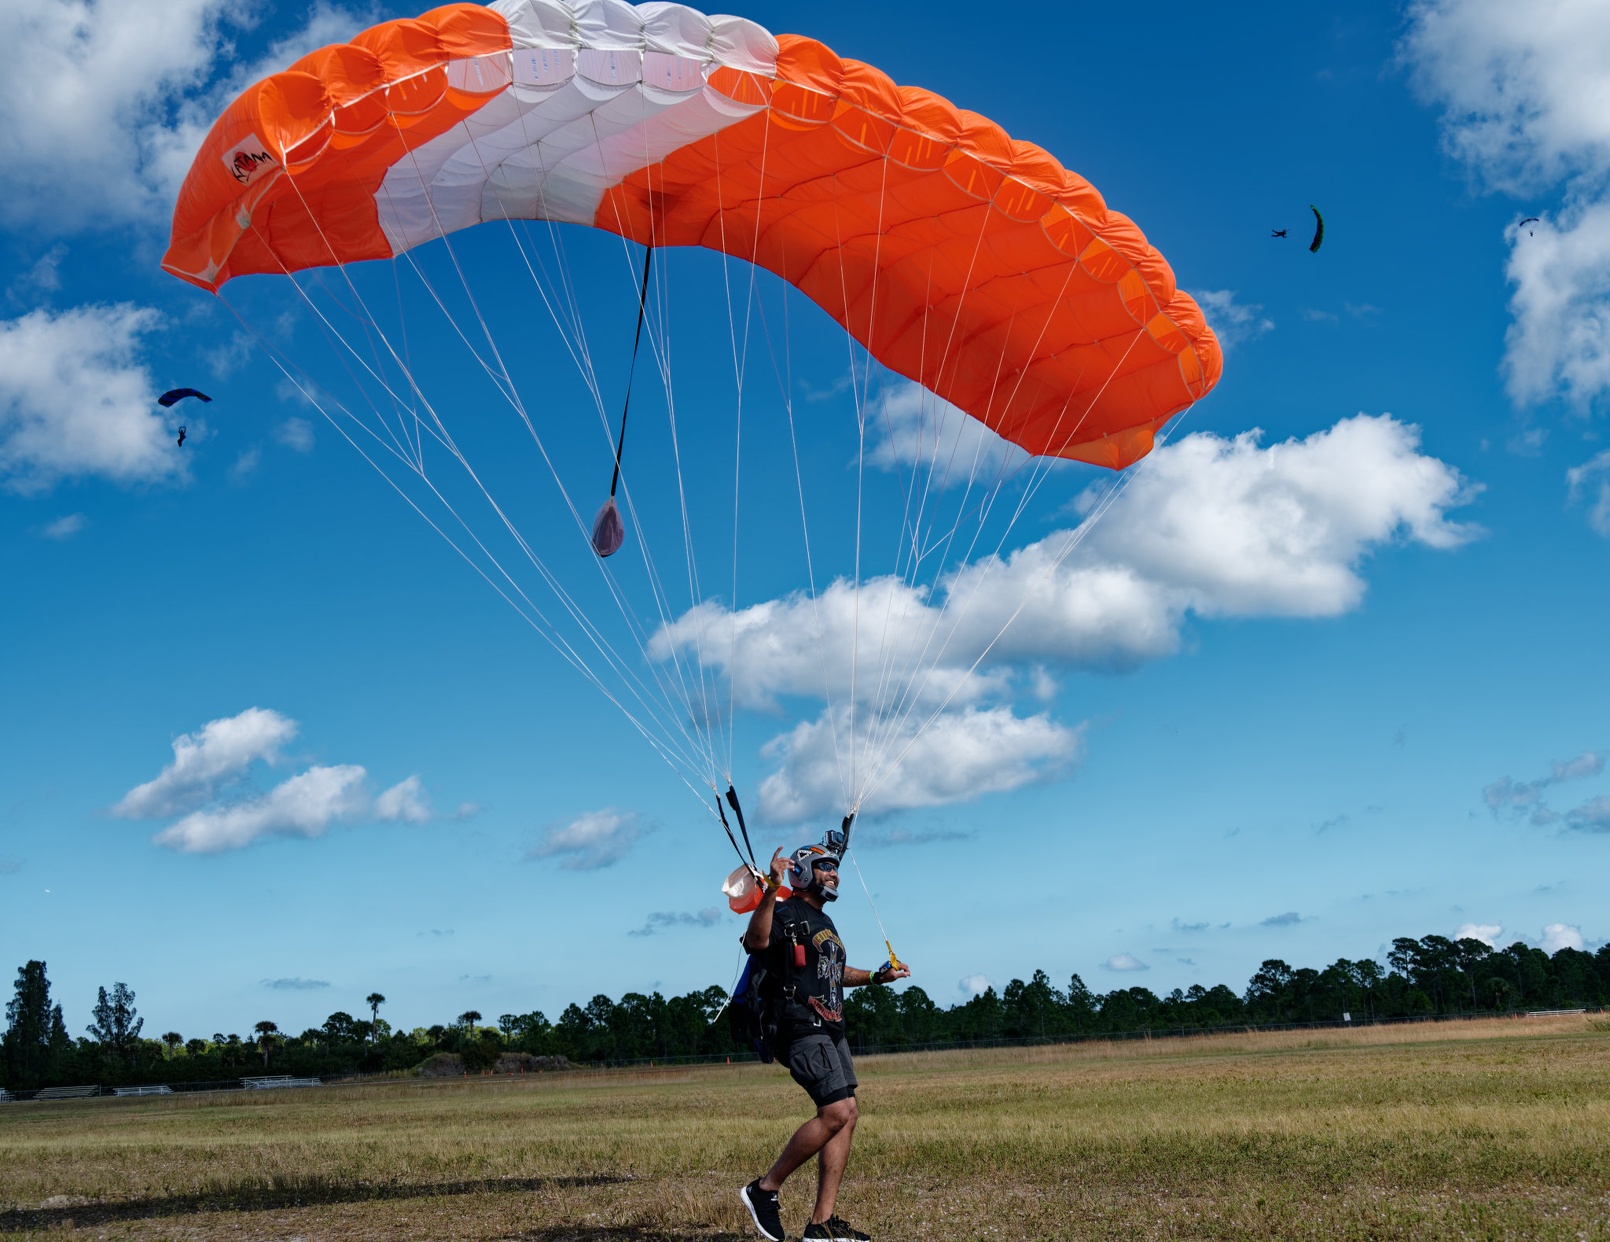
top-left (164, 0), bottom-right (1221, 469)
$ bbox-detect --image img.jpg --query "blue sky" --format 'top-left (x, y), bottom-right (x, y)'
top-left (2, 0), bottom-right (1608, 1040)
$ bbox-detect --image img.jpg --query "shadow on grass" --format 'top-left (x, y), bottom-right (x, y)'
top-left (0, 1174), bottom-right (634, 1231)
top-left (503, 1232), bottom-right (743, 1242)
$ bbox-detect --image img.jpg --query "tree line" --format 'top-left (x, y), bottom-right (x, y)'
top-left (4, 933), bottom-right (1606, 1090)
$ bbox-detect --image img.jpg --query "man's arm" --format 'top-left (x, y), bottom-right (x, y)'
top-left (741, 848), bottom-right (796, 952)
top-left (844, 962), bottom-right (912, 988)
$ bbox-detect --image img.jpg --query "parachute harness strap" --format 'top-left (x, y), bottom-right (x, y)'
top-left (723, 785), bottom-right (759, 872)
top-left (609, 245), bottom-right (655, 500)
top-left (713, 788), bottom-right (756, 872)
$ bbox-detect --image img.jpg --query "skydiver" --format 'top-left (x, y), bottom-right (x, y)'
top-left (176, 426), bottom-right (187, 448)
top-left (1271, 229), bottom-right (1288, 238)
top-left (739, 843), bottom-right (911, 1241)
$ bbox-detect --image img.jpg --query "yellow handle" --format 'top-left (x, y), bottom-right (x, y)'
top-left (885, 939), bottom-right (902, 971)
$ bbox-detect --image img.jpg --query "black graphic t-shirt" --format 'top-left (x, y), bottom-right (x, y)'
top-left (769, 897), bottom-right (848, 1036)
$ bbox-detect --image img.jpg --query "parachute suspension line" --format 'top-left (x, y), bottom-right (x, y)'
top-left (753, 253), bottom-right (849, 803)
top-left (297, 269), bottom-right (429, 473)
top-left (856, 208), bottom-right (999, 788)
top-left (709, 114), bottom-right (773, 784)
top-left (266, 277), bottom-right (716, 786)
top-left (558, 131), bottom-right (730, 789)
top-left (608, 243), bottom-right (654, 496)
top-left (378, 138), bottom-right (725, 787)
top-left (383, 234), bottom-right (717, 790)
top-left (262, 182), bottom-right (720, 793)
top-left (850, 141), bottom-right (904, 815)
top-left (859, 248), bottom-right (1103, 795)
top-left (217, 292), bottom-right (717, 803)
top-left (299, 269), bottom-right (414, 465)
top-left (859, 330), bottom-right (1161, 808)
top-left (825, 176), bottom-right (872, 812)
top-left (845, 847), bottom-right (901, 971)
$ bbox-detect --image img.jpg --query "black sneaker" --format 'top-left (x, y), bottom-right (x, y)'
top-left (802, 1218), bottom-right (871, 1241)
top-left (740, 1179), bottom-right (786, 1241)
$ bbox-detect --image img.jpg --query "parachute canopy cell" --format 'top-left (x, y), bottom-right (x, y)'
top-left (163, 0), bottom-right (1222, 470)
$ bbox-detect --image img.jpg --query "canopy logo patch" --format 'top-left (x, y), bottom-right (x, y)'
top-left (223, 137), bottom-right (277, 186)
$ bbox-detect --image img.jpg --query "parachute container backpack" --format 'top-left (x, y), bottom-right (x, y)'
top-left (163, 0), bottom-right (1224, 946)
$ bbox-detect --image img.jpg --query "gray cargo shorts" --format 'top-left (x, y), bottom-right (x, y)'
top-left (785, 1027), bottom-right (857, 1107)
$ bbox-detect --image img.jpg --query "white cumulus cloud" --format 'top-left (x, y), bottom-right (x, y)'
top-left (375, 775), bottom-right (430, 824)
top-left (1567, 450), bottom-right (1610, 535)
top-left (154, 763), bottom-right (371, 853)
top-left (0, 0), bottom-right (364, 232)
top-left (527, 807), bottom-right (646, 870)
top-left (1403, 0), bottom-right (1610, 193)
top-left (0, 305), bottom-right (182, 492)
top-left (655, 415), bottom-right (1474, 820)
top-left (1541, 922), bottom-right (1584, 953)
top-left (115, 706), bottom-right (297, 819)
top-left (757, 706), bottom-right (1081, 825)
top-left (959, 974), bottom-right (992, 997)
top-left (1455, 922), bottom-right (1504, 946)
top-left (115, 707), bottom-right (432, 852)
top-left (1104, 953), bottom-right (1149, 972)
top-left (866, 382), bottom-right (1027, 482)
top-left (1190, 289), bottom-right (1274, 351)
top-left (1404, 0), bottom-right (1610, 414)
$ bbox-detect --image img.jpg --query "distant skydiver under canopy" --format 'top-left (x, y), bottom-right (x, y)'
top-left (176, 426), bottom-right (187, 448)
top-left (1519, 216), bottom-right (1539, 236)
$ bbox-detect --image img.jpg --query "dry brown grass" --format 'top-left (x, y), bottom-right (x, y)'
top-left (1, 1015), bottom-right (1607, 1240)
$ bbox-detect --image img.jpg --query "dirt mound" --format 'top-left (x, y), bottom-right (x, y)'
top-left (495, 1052), bottom-right (570, 1074)
top-left (416, 1051), bottom-right (571, 1077)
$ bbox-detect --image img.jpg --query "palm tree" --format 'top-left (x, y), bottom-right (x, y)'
top-left (161, 1032), bottom-right (183, 1060)
top-left (365, 993), bottom-right (386, 1042)
top-left (459, 1009), bottom-right (481, 1034)
top-left (253, 1020), bottom-right (279, 1069)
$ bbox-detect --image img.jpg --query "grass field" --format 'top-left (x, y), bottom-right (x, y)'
top-left (2, 1016), bottom-right (1607, 1240)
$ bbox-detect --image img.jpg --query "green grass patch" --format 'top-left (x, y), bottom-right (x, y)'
top-left (1, 1016), bottom-right (1606, 1239)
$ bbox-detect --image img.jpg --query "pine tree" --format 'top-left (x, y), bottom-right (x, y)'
top-left (87, 982), bottom-right (143, 1072)
top-left (2, 961), bottom-right (60, 1089)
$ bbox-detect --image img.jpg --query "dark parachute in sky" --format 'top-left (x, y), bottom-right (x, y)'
top-left (158, 388), bottom-right (212, 408)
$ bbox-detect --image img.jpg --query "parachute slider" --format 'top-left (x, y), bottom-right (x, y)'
top-left (590, 499), bottom-right (624, 557)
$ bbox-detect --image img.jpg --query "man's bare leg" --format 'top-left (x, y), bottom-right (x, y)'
top-left (810, 1099), bottom-right (858, 1223)
top-left (758, 1098), bottom-right (856, 1193)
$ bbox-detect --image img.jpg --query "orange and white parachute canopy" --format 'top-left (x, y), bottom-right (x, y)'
top-left (164, 0), bottom-right (1220, 470)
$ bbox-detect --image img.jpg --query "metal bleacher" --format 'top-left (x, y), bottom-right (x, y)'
top-left (32, 1085), bottom-right (100, 1100)
top-left (241, 1075), bottom-right (322, 1089)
